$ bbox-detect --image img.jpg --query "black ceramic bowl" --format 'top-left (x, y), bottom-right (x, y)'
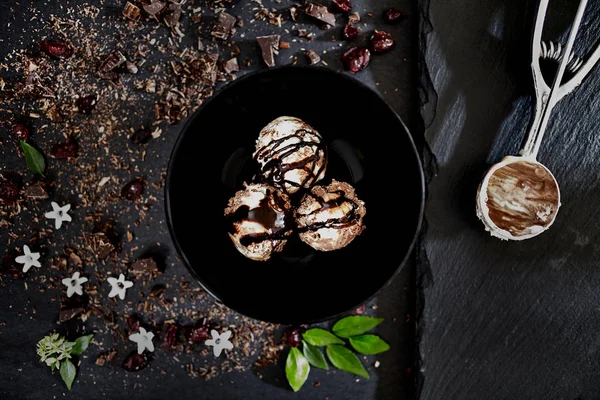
top-left (166, 66), bottom-right (424, 325)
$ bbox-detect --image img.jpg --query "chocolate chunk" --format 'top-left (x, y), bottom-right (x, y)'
top-left (84, 232), bottom-right (115, 260)
top-left (122, 2), bottom-right (141, 21)
top-left (305, 50), bottom-right (321, 65)
top-left (211, 12), bottom-right (236, 40)
top-left (143, 1), bottom-right (165, 16)
top-left (305, 3), bottom-right (335, 26)
top-left (95, 349), bottom-right (117, 366)
top-left (98, 50), bottom-right (126, 78)
top-left (24, 183), bottom-right (48, 200)
top-left (224, 57), bottom-right (239, 73)
top-left (256, 35), bottom-right (280, 67)
top-left (163, 3), bottom-right (181, 27)
top-left (131, 257), bottom-right (159, 275)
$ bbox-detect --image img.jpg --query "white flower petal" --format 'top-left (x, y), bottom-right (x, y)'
top-left (221, 330), bottom-right (232, 340)
top-left (22, 264), bottom-right (31, 273)
top-left (146, 341), bottom-right (155, 353)
top-left (79, 276), bottom-right (88, 284)
top-left (31, 260), bottom-right (41, 269)
top-left (222, 341), bottom-right (234, 351)
top-left (212, 346), bottom-right (223, 357)
top-left (15, 255), bottom-right (27, 264)
top-left (205, 339), bottom-right (215, 347)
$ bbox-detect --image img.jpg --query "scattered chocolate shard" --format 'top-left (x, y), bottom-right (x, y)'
top-left (58, 307), bottom-right (84, 322)
top-left (122, 2), bottom-right (141, 21)
top-left (236, 16), bottom-right (244, 28)
top-left (289, 6), bottom-right (299, 21)
top-left (96, 349), bottom-right (117, 366)
top-left (84, 232), bottom-right (115, 260)
top-left (305, 50), bottom-right (321, 65)
top-left (98, 50), bottom-right (126, 79)
top-left (163, 3), bottom-right (181, 27)
top-left (224, 57), bottom-right (239, 73)
top-left (348, 11), bottom-right (360, 24)
top-left (143, 0), bottom-right (165, 16)
top-left (131, 257), bottom-right (159, 275)
top-left (24, 183), bottom-right (48, 200)
top-left (125, 61), bottom-right (138, 74)
top-left (46, 104), bottom-right (65, 123)
top-left (150, 284), bottom-right (165, 299)
top-left (257, 35), bottom-right (280, 67)
top-left (305, 3), bottom-right (335, 26)
top-left (211, 12), bottom-right (236, 40)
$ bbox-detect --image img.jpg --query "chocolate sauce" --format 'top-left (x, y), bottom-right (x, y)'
top-left (254, 129), bottom-right (327, 192)
top-left (229, 189), bottom-right (292, 246)
top-left (298, 190), bottom-right (360, 232)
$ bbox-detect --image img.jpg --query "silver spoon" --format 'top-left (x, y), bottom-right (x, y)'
top-left (477, 0), bottom-right (600, 241)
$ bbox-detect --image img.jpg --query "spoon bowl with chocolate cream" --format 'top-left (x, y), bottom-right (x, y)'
top-left (477, 0), bottom-right (600, 240)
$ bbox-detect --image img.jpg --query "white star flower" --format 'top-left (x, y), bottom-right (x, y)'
top-left (129, 327), bottom-right (155, 354)
top-left (107, 273), bottom-right (133, 300)
top-left (44, 202), bottom-right (72, 230)
top-left (15, 245), bottom-right (41, 273)
top-left (205, 329), bottom-right (233, 357)
top-left (61, 272), bottom-right (88, 298)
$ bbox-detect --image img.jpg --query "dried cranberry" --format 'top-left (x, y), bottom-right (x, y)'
top-left (1, 252), bottom-right (24, 279)
top-left (353, 304), bottom-right (366, 314)
top-left (385, 8), bottom-right (407, 23)
top-left (370, 30), bottom-right (395, 53)
top-left (342, 47), bottom-right (371, 73)
top-left (342, 24), bottom-right (359, 40)
top-left (40, 40), bottom-right (73, 59)
top-left (283, 327), bottom-right (301, 348)
top-left (11, 122), bottom-right (30, 141)
top-left (121, 179), bottom-right (145, 201)
top-left (130, 128), bottom-right (151, 145)
top-left (0, 178), bottom-right (21, 204)
top-left (162, 324), bottom-right (179, 349)
top-left (186, 318), bottom-right (210, 344)
top-left (76, 95), bottom-right (97, 114)
top-left (50, 135), bottom-right (79, 159)
top-left (122, 352), bottom-right (149, 371)
top-left (127, 315), bottom-right (140, 333)
top-left (332, 0), bottom-right (352, 13)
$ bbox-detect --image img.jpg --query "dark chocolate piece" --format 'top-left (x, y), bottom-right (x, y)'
top-left (305, 3), bottom-right (336, 26)
top-left (143, 1), bottom-right (165, 16)
top-left (122, 2), bottom-right (141, 20)
top-left (84, 232), bottom-right (115, 260)
top-left (305, 50), bottom-right (321, 64)
top-left (163, 3), bottom-right (181, 27)
top-left (224, 57), bottom-right (239, 73)
top-left (211, 12), bottom-right (236, 40)
top-left (131, 257), bottom-right (159, 275)
top-left (98, 50), bottom-right (126, 78)
top-left (24, 183), bottom-right (48, 200)
top-left (256, 35), bottom-right (280, 67)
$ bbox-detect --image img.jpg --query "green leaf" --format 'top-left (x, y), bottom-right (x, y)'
top-left (332, 316), bottom-right (384, 338)
top-left (60, 359), bottom-right (76, 390)
top-left (326, 345), bottom-right (369, 379)
top-left (285, 347), bottom-right (310, 392)
top-left (302, 341), bottom-right (328, 370)
top-left (302, 328), bottom-right (344, 346)
top-left (349, 334), bottom-right (390, 355)
top-left (20, 141), bottom-right (45, 177)
top-left (71, 334), bottom-right (93, 355)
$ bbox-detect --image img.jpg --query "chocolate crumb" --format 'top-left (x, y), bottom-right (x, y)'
top-left (122, 2), bottom-right (141, 21)
top-left (305, 3), bottom-right (336, 26)
top-left (211, 12), bottom-right (236, 40)
top-left (84, 232), bottom-right (115, 260)
top-left (24, 183), bottom-right (48, 200)
top-left (143, 1), bottom-right (166, 17)
top-left (224, 57), bottom-right (239, 73)
top-left (163, 3), bottom-right (182, 28)
top-left (96, 349), bottom-right (117, 366)
top-left (132, 257), bottom-right (159, 276)
top-left (256, 35), bottom-right (280, 68)
top-left (305, 50), bottom-right (321, 65)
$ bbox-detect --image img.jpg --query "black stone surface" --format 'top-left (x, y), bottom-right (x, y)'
top-left (0, 0), bottom-right (420, 399)
top-left (417, 0), bottom-right (600, 398)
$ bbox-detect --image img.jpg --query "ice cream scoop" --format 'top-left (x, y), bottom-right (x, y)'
top-left (254, 116), bottom-right (327, 195)
top-left (295, 180), bottom-right (366, 251)
top-left (224, 183), bottom-right (293, 261)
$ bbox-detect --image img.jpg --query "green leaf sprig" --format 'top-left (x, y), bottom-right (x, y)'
top-left (20, 140), bottom-right (46, 177)
top-left (37, 333), bottom-right (93, 390)
top-left (284, 315), bottom-right (389, 392)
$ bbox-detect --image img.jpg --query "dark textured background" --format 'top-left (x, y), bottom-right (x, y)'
top-left (417, 0), bottom-right (600, 398)
top-left (0, 0), bottom-right (420, 399)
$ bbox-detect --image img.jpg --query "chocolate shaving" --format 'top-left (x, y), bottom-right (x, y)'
top-left (24, 183), bottom-right (48, 200)
top-left (98, 50), bottom-right (126, 79)
top-left (256, 35), bottom-right (280, 68)
top-left (46, 104), bottom-right (65, 123)
top-left (95, 349), bottom-right (117, 366)
top-left (84, 232), bottom-right (115, 260)
top-left (58, 307), bottom-right (84, 323)
top-left (289, 6), bottom-right (299, 21)
top-left (211, 12), bottom-right (236, 40)
top-left (143, 1), bottom-right (165, 17)
top-left (224, 57), bottom-right (239, 73)
top-left (305, 50), bottom-right (321, 65)
top-left (131, 257), bottom-right (159, 275)
top-left (305, 3), bottom-right (336, 26)
top-left (163, 3), bottom-right (182, 27)
top-left (122, 2), bottom-right (141, 21)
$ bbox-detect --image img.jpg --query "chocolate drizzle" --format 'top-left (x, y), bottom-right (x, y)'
top-left (297, 190), bottom-right (360, 232)
top-left (254, 128), bottom-right (327, 193)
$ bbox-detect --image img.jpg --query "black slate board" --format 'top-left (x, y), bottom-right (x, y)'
top-left (0, 0), bottom-right (420, 399)
top-left (417, 0), bottom-right (600, 398)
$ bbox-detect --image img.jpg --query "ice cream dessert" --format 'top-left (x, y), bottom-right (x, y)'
top-left (295, 180), bottom-right (366, 251)
top-left (224, 183), bottom-right (293, 261)
top-left (253, 116), bottom-right (327, 195)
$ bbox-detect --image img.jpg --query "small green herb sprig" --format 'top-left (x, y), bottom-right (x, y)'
top-left (285, 316), bottom-right (390, 392)
top-left (20, 140), bottom-right (45, 177)
top-left (37, 333), bottom-right (93, 390)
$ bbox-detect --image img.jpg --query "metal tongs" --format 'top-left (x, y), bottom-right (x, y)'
top-left (476, 0), bottom-right (600, 241)
top-left (523, 0), bottom-right (600, 158)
